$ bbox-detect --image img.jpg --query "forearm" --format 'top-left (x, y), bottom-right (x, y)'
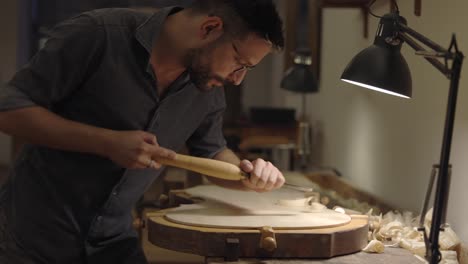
top-left (0, 106), bottom-right (113, 156)
top-left (209, 148), bottom-right (248, 190)
top-left (213, 147), bottom-right (240, 165)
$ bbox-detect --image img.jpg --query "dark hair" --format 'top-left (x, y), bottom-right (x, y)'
top-left (189, 0), bottom-right (284, 50)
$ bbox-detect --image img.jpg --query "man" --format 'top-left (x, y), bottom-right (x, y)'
top-left (0, 0), bottom-right (285, 263)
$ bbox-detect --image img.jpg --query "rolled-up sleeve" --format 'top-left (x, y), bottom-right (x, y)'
top-left (0, 14), bottom-right (104, 112)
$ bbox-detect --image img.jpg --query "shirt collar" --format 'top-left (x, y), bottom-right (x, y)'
top-left (135, 7), bottom-right (184, 78)
top-left (135, 6), bottom-right (194, 95)
top-left (135, 6), bottom-right (183, 54)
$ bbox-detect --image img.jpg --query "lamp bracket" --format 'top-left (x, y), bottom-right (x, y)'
top-left (417, 227), bottom-right (432, 261)
top-left (385, 37), bottom-right (402, 46)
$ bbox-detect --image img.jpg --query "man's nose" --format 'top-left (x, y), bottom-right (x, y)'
top-left (227, 70), bottom-right (247, 86)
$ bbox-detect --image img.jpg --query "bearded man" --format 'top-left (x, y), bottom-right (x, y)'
top-left (0, 1), bottom-right (285, 263)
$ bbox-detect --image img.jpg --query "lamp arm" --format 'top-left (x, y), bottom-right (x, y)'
top-left (398, 26), bottom-right (464, 263)
top-left (397, 22), bottom-right (459, 77)
top-left (425, 49), bottom-right (463, 264)
top-left (398, 32), bottom-right (451, 77)
top-left (399, 23), bottom-right (448, 54)
top-left (398, 21), bottom-right (465, 264)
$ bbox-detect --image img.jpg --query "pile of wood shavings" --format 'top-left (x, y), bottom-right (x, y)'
top-left (364, 208), bottom-right (468, 264)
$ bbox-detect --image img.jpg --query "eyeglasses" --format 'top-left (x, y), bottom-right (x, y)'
top-left (232, 42), bottom-right (255, 74)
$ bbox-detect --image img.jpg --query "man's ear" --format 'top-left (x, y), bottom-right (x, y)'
top-left (199, 16), bottom-right (224, 41)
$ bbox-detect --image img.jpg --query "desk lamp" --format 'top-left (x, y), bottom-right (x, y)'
top-left (281, 0), bottom-right (319, 169)
top-left (340, 1), bottom-right (464, 263)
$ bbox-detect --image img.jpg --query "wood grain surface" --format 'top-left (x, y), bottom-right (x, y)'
top-left (165, 186), bottom-right (351, 229)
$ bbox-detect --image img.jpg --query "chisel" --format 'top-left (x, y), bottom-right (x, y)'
top-left (156, 153), bottom-right (312, 192)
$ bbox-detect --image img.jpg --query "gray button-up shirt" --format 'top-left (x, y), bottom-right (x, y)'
top-left (0, 7), bottom-right (226, 263)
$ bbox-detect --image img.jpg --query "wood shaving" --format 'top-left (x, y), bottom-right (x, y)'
top-left (362, 239), bottom-right (385, 253)
top-left (366, 208), bottom-right (463, 263)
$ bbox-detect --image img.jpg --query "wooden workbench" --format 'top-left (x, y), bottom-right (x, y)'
top-left (143, 172), bottom-right (421, 263)
top-left (206, 247), bottom-right (421, 264)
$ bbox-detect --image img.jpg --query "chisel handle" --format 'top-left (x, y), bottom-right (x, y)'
top-left (156, 154), bottom-right (247, 181)
top-left (157, 154), bottom-right (313, 192)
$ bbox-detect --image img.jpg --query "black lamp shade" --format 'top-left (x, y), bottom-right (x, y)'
top-left (341, 44), bottom-right (412, 98)
top-left (341, 13), bottom-right (412, 98)
top-left (281, 63), bottom-right (319, 93)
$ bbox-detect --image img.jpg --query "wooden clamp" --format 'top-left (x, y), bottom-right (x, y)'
top-left (225, 238), bottom-right (240, 261)
top-left (259, 226), bottom-right (277, 252)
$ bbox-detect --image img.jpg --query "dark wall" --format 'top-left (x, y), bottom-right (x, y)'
top-left (37, 0), bottom-right (194, 27)
top-left (37, 0), bottom-right (130, 27)
top-left (26, 0), bottom-right (193, 58)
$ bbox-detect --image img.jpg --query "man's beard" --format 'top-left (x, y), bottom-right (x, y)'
top-left (183, 48), bottom-right (230, 92)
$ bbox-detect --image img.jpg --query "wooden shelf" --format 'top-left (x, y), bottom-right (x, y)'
top-left (323, 0), bottom-right (370, 7)
top-left (321, 0), bottom-right (422, 38)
